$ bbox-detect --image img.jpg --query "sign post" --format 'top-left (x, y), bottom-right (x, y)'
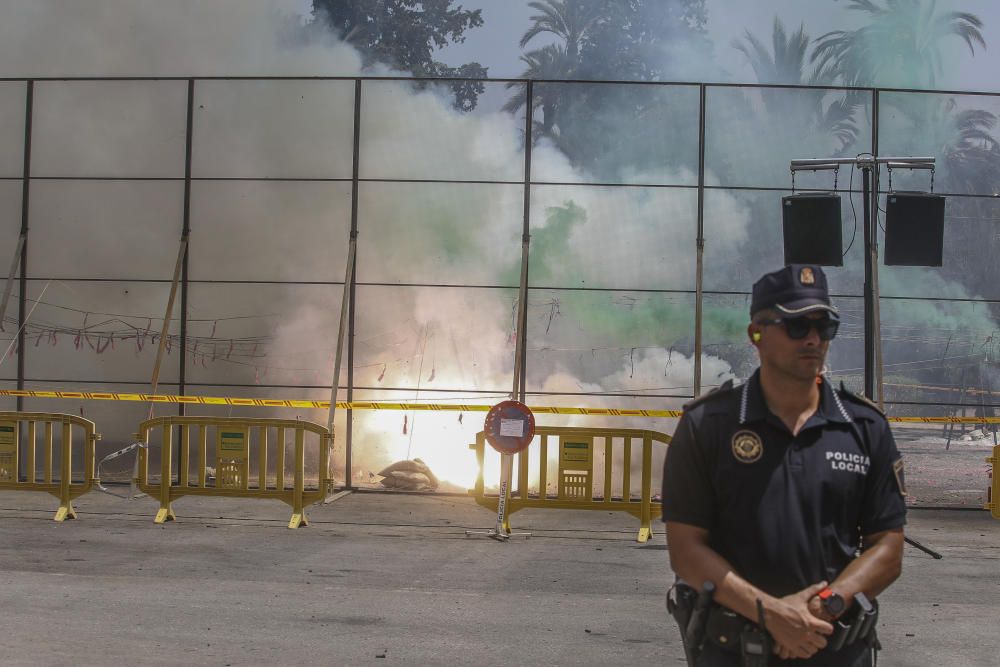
top-left (467, 400), bottom-right (535, 541)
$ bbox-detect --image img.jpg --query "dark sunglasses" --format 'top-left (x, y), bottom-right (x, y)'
top-left (755, 315), bottom-right (839, 341)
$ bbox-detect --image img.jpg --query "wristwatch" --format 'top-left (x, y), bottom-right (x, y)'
top-left (818, 587), bottom-right (846, 618)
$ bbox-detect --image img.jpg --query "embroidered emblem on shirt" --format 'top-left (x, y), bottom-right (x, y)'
top-left (892, 458), bottom-right (907, 496)
top-left (731, 430), bottom-right (763, 464)
top-left (800, 267), bottom-right (815, 285)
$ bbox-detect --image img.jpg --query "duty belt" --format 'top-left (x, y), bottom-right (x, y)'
top-left (703, 597), bottom-right (879, 653)
top-left (669, 582), bottom-right (769, 667)
top-left (670, 583), bottom-right (879, 666)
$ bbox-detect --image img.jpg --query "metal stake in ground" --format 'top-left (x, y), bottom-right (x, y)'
top-left (466, 400), bottom-right (535, 541)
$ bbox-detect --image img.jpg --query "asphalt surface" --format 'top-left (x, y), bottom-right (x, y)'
top-left (0, 490), bottom-right (997, 666)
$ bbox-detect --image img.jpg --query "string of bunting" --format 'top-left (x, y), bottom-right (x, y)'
top-left (1, 389), bottom-right (1000, 423)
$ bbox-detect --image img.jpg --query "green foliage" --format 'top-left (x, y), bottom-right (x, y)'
top-left (505, 0), bottom-right (711, 177)
top-left (733, 18), bottom-right (812, 86)
top-left (312, 0), bottom-right (488, 110)
top-left (812, 0), bottom-right (986, 89)
top-left (726, 17), bottom-right (864, 166)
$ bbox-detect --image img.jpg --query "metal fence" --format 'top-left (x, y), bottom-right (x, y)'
top-left (1, 76), bottom-right (998, 506)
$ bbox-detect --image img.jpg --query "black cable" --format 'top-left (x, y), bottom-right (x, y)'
top-left (843, 162), bottom-right (858, 256)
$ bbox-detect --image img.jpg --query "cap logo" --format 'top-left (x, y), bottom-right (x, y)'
top-left (731, 430), bottom-right (763, 464)
top-left (800, 267), bottom-right (815, 285)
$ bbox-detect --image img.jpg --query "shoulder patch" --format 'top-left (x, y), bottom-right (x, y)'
top-left (892, 458), bottom-right (907, 497)
top-left (683, 379), bottom-right (736, 412)
top-left (838, 382), bottom-right (886, 418)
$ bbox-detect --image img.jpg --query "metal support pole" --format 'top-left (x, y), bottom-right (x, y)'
top-left (345, 79), bottom-right (362, 491)
top-left (326, 233), bottom-right (355, 491)
top-left (693, 84), bottom-right (706, 397)
top-left (326, 78), bottom-right (362, 496)
top-left (0, 235), bottom-right (25, 336)
top-left (488, 79), bottom-right (534, 537)
top-left (861, 164), bottom-right (875, 399)
top-left (871, 91), bottom-right (885, 407)
top-left (515, 80), bottom-right (534, 405)
top-left (178, 79), bottom-right (194, 417)
top-left (15, 81), bottom-right (33, 414)
top-left (145, 86), bottom-right (192, 420)
top-left (147, 236), bottom-right (187, 421)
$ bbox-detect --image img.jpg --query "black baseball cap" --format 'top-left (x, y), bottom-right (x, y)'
top-left (750, 264), bottom-right (839, 318)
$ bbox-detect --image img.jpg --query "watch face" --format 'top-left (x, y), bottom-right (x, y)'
top-left (822, 592), bottom-right (845, 617)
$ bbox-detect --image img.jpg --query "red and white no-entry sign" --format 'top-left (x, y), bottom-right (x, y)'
top-left (465, 400), bottom-right (537, 541)
top-left (483, 400), bottom-right (535, 455)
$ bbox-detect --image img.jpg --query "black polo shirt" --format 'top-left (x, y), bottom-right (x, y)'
top-left (662, 371), bottom-right (907, 597)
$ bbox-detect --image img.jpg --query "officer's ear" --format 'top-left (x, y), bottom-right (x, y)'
top-left (748, 323), bottom-right (761, 344)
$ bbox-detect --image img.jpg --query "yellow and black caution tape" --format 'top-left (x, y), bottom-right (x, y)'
top-left (2, 389), bottom-right (1000, 423)
top-left (0, 389), bottom-right (683, 418)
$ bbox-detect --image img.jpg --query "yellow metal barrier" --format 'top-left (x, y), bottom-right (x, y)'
top-left (987, 445), bottom-right (999, 519)
top-left (0, 411), bottom-right (100, 520)
top-left (469, 426), bottom-right (668, 542)
top-left (135, 416), bottom-right (331, 529)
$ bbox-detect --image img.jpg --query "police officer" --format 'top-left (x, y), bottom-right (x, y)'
top-left (663, 265), bottom-right (907, 666)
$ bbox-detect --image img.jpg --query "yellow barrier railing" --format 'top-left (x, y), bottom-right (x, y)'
top-left (0, 411), bottom-right (100, 520)
top-left (469, 426), bottom-right (669, 542)
top-left (135, 416), bottom-right (331, 529)
top-left (987, 445), bottom-right (999, 519)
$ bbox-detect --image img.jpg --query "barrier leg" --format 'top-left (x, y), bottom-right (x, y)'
top-left (288, 428), bottom-right (308, 529)
top-left (289, 508), bottom-right (309, 529)
top-left (55, 422), bottom-right (77, 521)
top-left (54, 500), bottom-right (77, 522)
top-left (637, 435), bottom-right (653, 543)
top-left (289, 479), bottom-right (309, 529)
top-left (155, 425), bottom-right (176, 523)
top-left (154, 506), bottom-right (176, 524)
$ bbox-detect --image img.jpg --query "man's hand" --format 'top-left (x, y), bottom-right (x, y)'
top-left (807, 593), bottom-right (832, 622)
top-left (766, 582), bottom-right (834, 660)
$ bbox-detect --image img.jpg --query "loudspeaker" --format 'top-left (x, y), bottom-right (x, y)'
top-left (884, 192), bottom-right (945, 266)
top-left (782, 193), bottom-right (843, 266)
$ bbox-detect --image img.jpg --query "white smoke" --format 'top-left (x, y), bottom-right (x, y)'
top-left (0, 0), bottom-right (746, 490)
top-left (0, 0), bottom-right (359, 78)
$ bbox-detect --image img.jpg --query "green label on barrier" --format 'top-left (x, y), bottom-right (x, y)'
top-left (0, 422), bottom-right (16, 453)
top-left (217, 429), bottom-right (248, 457)
top-left (562, 441), bottom-right (591, 464)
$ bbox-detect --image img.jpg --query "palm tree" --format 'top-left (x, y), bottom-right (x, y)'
top-left (503, 0), bottom-right (605, 143)
top-left (734, 18), bottom-right (813, 85)
top-left (503, 44), bottom-right (572, 145)
top-left (883, 95), bottom-right (1000, 195)
top-left (519, 0), bottom-right (604, 63)
top-left (732, 18), bottom-right (862, 151)
top-left (938, 106), bottom-right (1000, 195)
top-left (812, 0), bottom-right (986, 89)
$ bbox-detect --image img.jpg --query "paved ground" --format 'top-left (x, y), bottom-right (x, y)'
top-left (893, 425), bottom-right (996, 508)
top-left (0, 490), bottom-right (998, 666)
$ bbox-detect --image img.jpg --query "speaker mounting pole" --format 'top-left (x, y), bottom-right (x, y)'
top-left (859, 156), bottom-right (876, 400)
top-left (790, 156), bottom-right (935, 400)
